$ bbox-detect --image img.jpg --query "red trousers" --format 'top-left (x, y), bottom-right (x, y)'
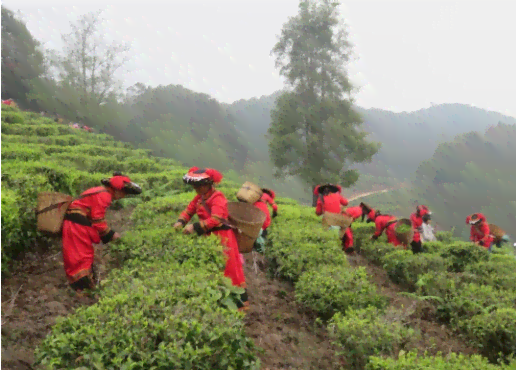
top-left (62, 220), bottom-right (100, 283)
top-left (212, 229), bottom-right (246, 288)
top-left (342, 228), bottom-right (354, 250)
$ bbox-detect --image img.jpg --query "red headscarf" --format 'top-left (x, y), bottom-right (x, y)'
top-left (183, 167), bottom-right (223, 184)
top-left (109, 175), bottom-right (132, 190)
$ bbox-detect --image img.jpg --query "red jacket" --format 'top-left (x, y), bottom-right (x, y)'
top-left (410, 213), bottom-right (423, 243)
top-left (179, 189), bottom-right (231, 235)
top-left (316, 193), bottom-right (349, 215)
top-left (344, 206), bottom-right (363, 220)
top-left (468, 214), bottom-right (493, 249)
top-left (254, 195), bottom-right (271, 230)
top-left (261, 193), bottom-right (278, 213)
top-left (67, 186), bottom-right (114, 241)
top-left (373, 214), bottom-right (401, 246)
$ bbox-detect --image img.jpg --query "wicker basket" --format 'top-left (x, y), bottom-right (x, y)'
top-left (489, 224), bottom-right (506, 243)
top-left (322, 212), bottom-right (353, 230)
top-left (236, 182), bottom-right (263, 204)
top-left (394, 218), bottom-right (414, 246)
top-left (227, 202), bottom-right (266, 254)
top-left (36, 192), bottom-right (73, 234)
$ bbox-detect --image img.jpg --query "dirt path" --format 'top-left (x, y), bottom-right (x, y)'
top-left (347, 254), bottom-right (477, 356)
top-left (346, 183), bottom-right (409, 203)
top-left (1, 207), bottom-right (134, 370)
top-left (242, 253), bottom-right (342, 370)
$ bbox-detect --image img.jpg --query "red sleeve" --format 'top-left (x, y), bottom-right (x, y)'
top-left (315, 197), bottom-right (323, 216)
top-left (470, 226), bottom-right (476, 242)
top-left (479, 223), bottom-right (491, 242)
top-left (340, 196), bottom-right (349, 207)
top-left (179, 195), bottom-right (200, 224)
top-left (194, 194), bottom-right (227, 234)
top-left (264, 194), bottom-right (278, 212)
top-left (90, 192), bottom-right (114, 243)
top-left (373, 218), bottom-right (384, 238)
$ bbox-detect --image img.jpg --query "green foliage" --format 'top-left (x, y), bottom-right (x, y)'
top-left (382, 250), bottom-right (449, 291)
top-left (460, 308), bottom-right (516, 363)
top-left (366, 349), bottom-right (515, 369)
top-left (439, 241), bottom-right (490, 273)
top-left (359, 241), bottom-right (397, 265)
top-left (295, 265), bottom-right (388, 319)
top-left (328, 307), bottom-right (419, 369)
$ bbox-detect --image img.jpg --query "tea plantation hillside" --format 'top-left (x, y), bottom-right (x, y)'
top-left (2, 106), bottom-right (515, 369)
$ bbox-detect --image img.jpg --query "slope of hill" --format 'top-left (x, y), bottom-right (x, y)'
top-left (3, 106), bottom-right (515, 369)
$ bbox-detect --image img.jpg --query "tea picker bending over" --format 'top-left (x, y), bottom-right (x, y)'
top-left (173, 167), bottom-right (249, 312)
top-left (62, 172), bottom-right (142, 296)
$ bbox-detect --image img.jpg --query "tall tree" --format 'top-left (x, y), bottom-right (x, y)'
top-left (267, 0), bottom-right (379, 205)
top-left (1, 6), bottom-right (46, 109)
top-left (47, 10), bottom-right (131, 122)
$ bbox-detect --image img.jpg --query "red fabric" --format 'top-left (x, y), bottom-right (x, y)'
top-left (410, 213), bottom-right (423, 243)
top-left (344, 206), bottom-right (363, 220)
top-left (261, 193), bottom-right (278, 213)
top-left (367, 209), bottom-right (376, 220)
top-left (468, 214), bottom-right (493, 249)
top-left (315, 193), bottom-right (349, 216)
top-left (373, 215), bottom-right (401, 246)
top-left (314, 184), bottom-right (343, 195)
top-left (263, 189), bottom-right (276, 200)
top-left (342, 228), bottom-right (354, 250)
top-left (254, 197), bottom-right (271, 230)
top-left (186, 167), bottom-right (223, 184)
top-left (2, 99), bottom-right (13, 106)
top-left (62, 186), bottom-right (113, 280)
top-left (179, 189), bottom-right (246, 287)
top-left (109, 176), bottom-right (131, 190)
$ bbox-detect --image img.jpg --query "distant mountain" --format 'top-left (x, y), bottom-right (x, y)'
top-left (227, 92), bottom-right (516, 181)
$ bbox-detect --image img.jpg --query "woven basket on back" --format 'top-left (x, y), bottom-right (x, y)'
top-left (394, 218), bottom-right (414, 246)
top-left (236, 182), bottom-right (263, 204)
top-left (322, 212), bottom-right (353, 233)
top-left (489, 224), bottom-right (506, 242)
top-left (227, 202), bottom-right (266, 254)
top-left (36, 192), bottom-right (73, 234)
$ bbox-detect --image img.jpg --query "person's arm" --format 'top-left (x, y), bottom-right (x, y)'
top-left (315, 197), bottom-right (323, 216)
top-left (176, 196), bottom-right (199, 227)
top-left (479, 224), bottom-right (491, 245)
top-left (90, 193), bottom-right (116, 244)
top-left (192, 195), bottom-right (227, 236)
top-left (372, 218), bottom-right (384, 240)
top-left (340, 196), bottom-right (349, 207)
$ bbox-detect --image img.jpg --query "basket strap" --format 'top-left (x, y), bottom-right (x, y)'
top-left (36, 190), bottom-right (107, 215)
top-left (199, 196), bottom-right (237, 231)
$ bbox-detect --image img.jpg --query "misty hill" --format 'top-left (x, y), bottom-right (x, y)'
top-left (227, 93), bottom-right (516, 181)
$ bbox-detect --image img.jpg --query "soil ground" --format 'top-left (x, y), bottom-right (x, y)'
top-left (1, 207), bottom-right (476, 370)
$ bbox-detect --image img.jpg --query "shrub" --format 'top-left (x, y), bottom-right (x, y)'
top-left (383, 250), bottom-right (449, 291)
top-left (464, 258), bottom-right (516, 291)
top-left (460, 308), bottom-right (516, 364)
top-left (366, 349), bottom-right (515, 369)
top-left (359, 241), bottom-right (397, 265)
top-left (328, 307), bottom-right (418, 369)
top-left (435, 228), bottom-right (456, 244)
top-left (34, 265), bottom-right (260, 370)
top-left (295, 265), bottom-right (388, 319)
top-left (439, 241), bottom-right (490, 272)
top-left (421, 240), bottom-right (445, 254)
top-left (1, 111), bottom-right (25, 124)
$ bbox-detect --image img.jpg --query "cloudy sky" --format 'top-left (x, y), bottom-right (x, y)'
top-left (4, 0), bottom-right (515, 117)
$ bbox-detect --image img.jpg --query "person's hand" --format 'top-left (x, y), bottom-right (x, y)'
top-left (272, 210), bottom-right (278, 218)
top-left (173, 222), bottom-right (183, 230)
top-left (112, 232), bottom-right (121, 241)
top-left (183, 224), bottom-right (194, 235)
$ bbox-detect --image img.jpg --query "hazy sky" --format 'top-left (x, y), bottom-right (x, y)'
top-left (4, 0), bottom-right (515, 117)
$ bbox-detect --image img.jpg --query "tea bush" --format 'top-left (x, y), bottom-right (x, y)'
top-left (366, 349), bottom-right (515, 369)
top-left (382, 250), bottom-right (449, 291)
top-left (439, 241), bottom-right (490, 273)
top-left (295, 265), bottom-right (388, 319)
top-left (359, 241), bottom-right (397, 265)
top-left (460, 308), bottom-right (516, 363)
top-left (328, 306), bottom-right (419, 369)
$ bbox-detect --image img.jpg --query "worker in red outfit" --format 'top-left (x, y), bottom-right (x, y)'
top-left (367, 209), bottom-right (402, 247)
top-left (466, 213), bottom-right (494, 252)
top-left (261, 188), bottom-right (278, 219)
top-left (62, 172), bottom-right (142, 295)
top-left (341, 203), bottom-right (373, 254)
top-left (409, 205), bottom-right (431, 254)
top-left (173, 167), bottom-right (249, 312)
top-left (314, 184), bottom-right (349, 216)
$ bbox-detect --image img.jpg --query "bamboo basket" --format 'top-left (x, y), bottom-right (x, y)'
top-left (489, 224), bottom-right (506, 243)
top-left (227, 202), bottom-right (266, 254)
top-left (236, 182), bottom-right (263, 204)
top-left (394, 218), bottom-right (414, 246)
top-left (36, 192), bottom-right (73, 234)
top-left (322, 212), bottom-right (354, 238)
